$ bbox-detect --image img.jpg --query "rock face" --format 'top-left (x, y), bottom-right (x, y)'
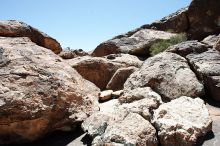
top-left (187, 49), bottom-right (220, 101)
top-left (92, 29), bottom-right (176, 57)
top-left (153, 96), bottom-right (212, 146)
top-left (166, 40), bottom-right (208, 57)
top-left (82, 88), bottom-right (162, 146)
top-left (0, 37), bottom-right (100, 144)
top-left (59, 49), bottom-right (88, 59)
top-left (187, 0), bottom-right (220, 40)
top-left (124, 52), bottom-right (204, 100)
top-left (0, 20), bottom-right (62, 54)
top-left (67, 54), bottom-right (142, 90)
top-left (150, 0), bottom-right (220, 40)
top-left (106, 66), bottom-right (138, 91)
top-left (149, 7), bottom-right (189, 33)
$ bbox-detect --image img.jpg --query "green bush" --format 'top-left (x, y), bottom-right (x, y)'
top-left (149, 33), bottom-right (187, 56)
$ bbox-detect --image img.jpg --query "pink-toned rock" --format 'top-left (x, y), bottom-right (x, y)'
top-left (0, 20), bottom-right (62, 54)
top-left (0, 37), bottom-right (99, 144)
top-left (106, 66), bottom-right (138, 91)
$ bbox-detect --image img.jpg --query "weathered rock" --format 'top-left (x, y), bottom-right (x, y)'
top-left (104, 54), bottom-right (143, 67)
top-left (0, 37), bottom-right (100, 144)
top-left (149, 7), bottom-right (189, 33)
top-left (82, 88), bottom-right (162, 146)
top-left (124, 52), bottom-right (204, 100)
top-left (119, 95), bottom-right (162, 121)
top-left (99, 90), bottom-right (113, 101)
top-left (202, 34), bottom-right (220, 47)
top-left (153, 96), bottom-right (212, 146)
top-left (187, 0), bottom-right (220, 40)
top-left (106, 66), bottom-right (138, 91)
top-left (119, 87), bottom-right (162, 104)
top-left (0, 20), bottom-right (62, 54)
top-left (187, 49), bottom-right (220, 101)
top-left (92, 29), bottom-right (176, 57)
top-left (100, 113), bottom-right (158, 146)
top-left (59, 49), bottom-right (88, 59)
top-left (166, 40), bottom-right (208, 57)
top-left (214, 37), bottom-right (220, 52)
top-left (66, 54), bottom-right (142, 90)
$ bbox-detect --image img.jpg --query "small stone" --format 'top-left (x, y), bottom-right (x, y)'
top-left (99, 90), bottom-right (113, 101)
top-left (112, 90), bottom-right (123, 98)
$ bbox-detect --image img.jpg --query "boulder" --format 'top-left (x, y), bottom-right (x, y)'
top-left (153, 96), bottom-right (212, 146)
top-left (0, 37), bottom-right (100, 144)
top-left (66, 54), bottom-right (142, 90)
top-left (82, 88), bottom-right (162, 146)
top-left (98, 113), bottom-right (158, 146)
top-left (92, 29), bottom-right (176, 57)
top-left (0, 20), bottom-right (62, 54)
top-left (119, 87), bottom-right (162, 104)
top-left (202, 34), bottom-right (220, 47)
top-left (59, 49), bottom-right (88, 59)
top-left (166, 40), bottom-right (208, 57)
top-left (124, 52), bottom-right (204, 100)
top-left (106, 66), bottom-right (138, 91)
top-left (187, 0), bottom-right (220, 40)
top-left (186, 49), bottom-right (220, 101)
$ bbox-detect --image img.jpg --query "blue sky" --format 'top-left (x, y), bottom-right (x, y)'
top-left (1, 0), bottom-right (191, 51)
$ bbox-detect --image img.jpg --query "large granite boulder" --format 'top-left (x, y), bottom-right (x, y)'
top-left (66, 54), bottom-right (143, 90)
top-left (186, 49), bottom-right (220, 101)
top-left (0, 20), bottom-right (62, 54)
top-left (153, 96), bottom-right (212, 146)
top-left (92, 29), bottom-right (176, 57)
top-left (124, 52), bottom-right (204, 100)
top-left (0, 37), bottom-right (100, 144)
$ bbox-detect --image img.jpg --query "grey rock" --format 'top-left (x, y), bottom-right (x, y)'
top-left (124, 52), bottom-right (204, 100)
top-left (166, 40), bottom-right (208, 57)
top-left (187, 49), bottom-right (220, 101)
